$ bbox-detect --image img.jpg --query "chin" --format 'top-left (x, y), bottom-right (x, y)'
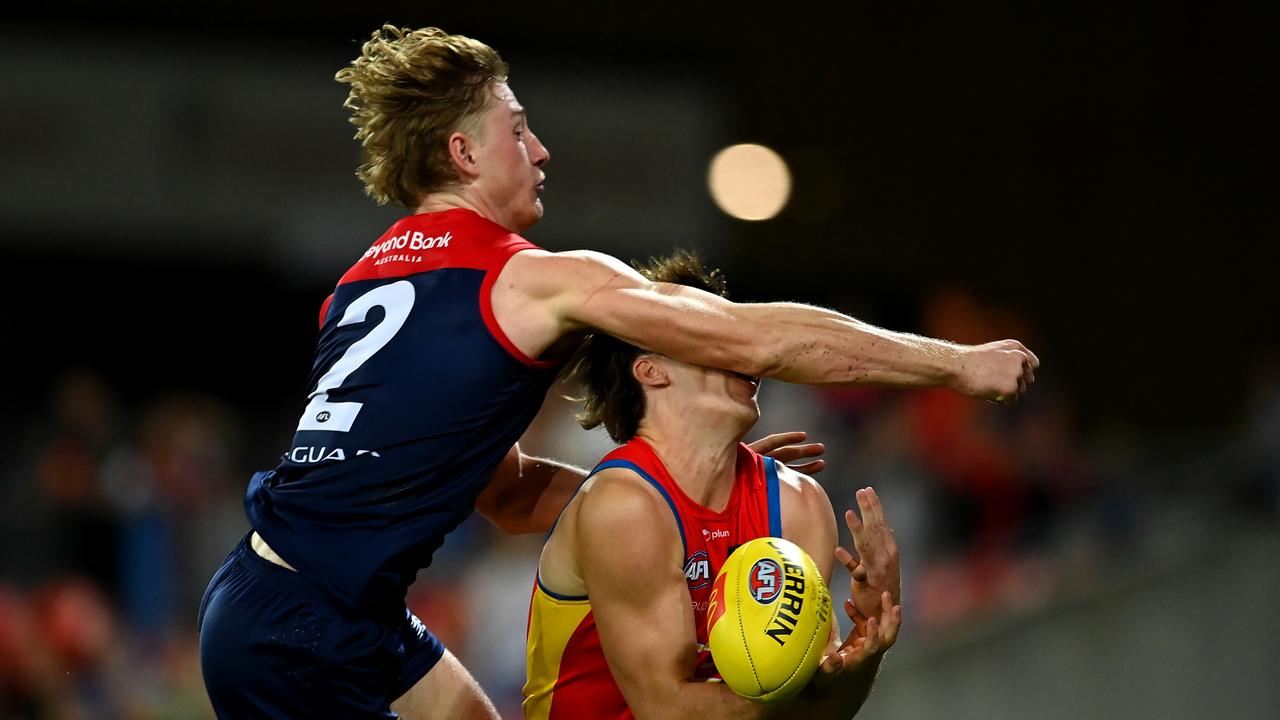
top-left (513, 203), bottom-right (543, 232)
top-left (730, 401), bottom-right (761, 430)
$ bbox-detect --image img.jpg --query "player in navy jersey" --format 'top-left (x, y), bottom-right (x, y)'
top-left (198, 25), bottom-right (1040, 719)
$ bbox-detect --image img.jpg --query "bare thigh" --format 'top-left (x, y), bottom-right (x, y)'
top-left (391, 650), bottom-right (500, 720)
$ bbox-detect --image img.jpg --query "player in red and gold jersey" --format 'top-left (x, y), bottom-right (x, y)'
top-left (524, 253), bottom-right (904, 719)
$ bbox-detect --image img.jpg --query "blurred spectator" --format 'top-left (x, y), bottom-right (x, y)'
top-left (29, 370), bottom-right (121, 592)
top-left (99, 393), bottom-right (239, 638)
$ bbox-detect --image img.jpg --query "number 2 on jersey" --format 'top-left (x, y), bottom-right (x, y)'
top-left (296, 281), bottom-right (415, 433)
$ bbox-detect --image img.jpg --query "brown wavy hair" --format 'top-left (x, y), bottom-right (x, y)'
top-left (563, 250), bottom-right (729, 443)
top-left (335, 25), bottom-right (509, 209)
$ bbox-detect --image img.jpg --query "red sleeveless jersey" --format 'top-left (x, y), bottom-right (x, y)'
top-left (523, 437), bottom-right (782, 719)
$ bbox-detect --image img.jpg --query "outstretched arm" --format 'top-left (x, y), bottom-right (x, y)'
top-left (499, 250), bottom-right (1038, 404)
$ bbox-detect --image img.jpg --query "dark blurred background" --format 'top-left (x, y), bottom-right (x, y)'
top-left (1, 3), bottom-right (1276, 719)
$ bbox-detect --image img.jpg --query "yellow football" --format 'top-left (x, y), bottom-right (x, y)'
top-left (706, 537), bottom-right (833, 703)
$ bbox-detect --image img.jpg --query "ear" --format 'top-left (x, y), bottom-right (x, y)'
top-left (632, 355), bottom-right (671, 389)
top-left (446, 131), bottom-right (480, 181)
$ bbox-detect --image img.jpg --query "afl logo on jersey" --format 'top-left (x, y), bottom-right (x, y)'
top-left (315, 411), bottom-right (331, 423)
top-left (684, 550), bottom-right (711, 589)
top-left (749, 558), bottom-right (782, 604)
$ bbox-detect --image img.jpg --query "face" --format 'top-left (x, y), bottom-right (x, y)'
top-left (643, 355), bottom-right (762, 430)
top-left (467, 82), bottom-right (551, 232)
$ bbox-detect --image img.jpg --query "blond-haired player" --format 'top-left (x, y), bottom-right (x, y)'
top-left (199, 26), bottom-right (1035, 719)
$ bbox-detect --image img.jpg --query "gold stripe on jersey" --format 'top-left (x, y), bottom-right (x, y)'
top-left (523, 580), bottom-right (592, 720)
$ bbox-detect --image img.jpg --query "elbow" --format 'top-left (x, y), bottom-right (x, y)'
top-left (481, 508), bottom-right (533, 536)
top-left (475, 493), bottom-right (526, 535)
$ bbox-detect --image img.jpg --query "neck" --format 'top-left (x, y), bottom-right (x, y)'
top-left (416, 189), bottom-right (511, 230)
top-left (634, 403), bottom-right (750, 511)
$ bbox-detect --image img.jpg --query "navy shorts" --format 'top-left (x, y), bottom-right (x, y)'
top-left (198, 535), bottom-right (445, 719)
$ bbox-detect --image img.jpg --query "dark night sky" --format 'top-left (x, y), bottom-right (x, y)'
top-left (3, 3), bottom-right (1274, 436)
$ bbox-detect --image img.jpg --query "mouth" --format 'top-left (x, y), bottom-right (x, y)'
top-left (733, 372), bottom-right (760, 388)
top-left (534, 176), bottom-right (546, 193)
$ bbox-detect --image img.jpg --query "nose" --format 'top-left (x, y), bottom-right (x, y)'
top-left (530, 131), bottom-right (550, 167)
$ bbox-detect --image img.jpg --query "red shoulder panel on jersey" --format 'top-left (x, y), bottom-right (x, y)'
top-left (336, 208), bottom-right (538, 285)
top-left (479, 259), bottom-right (559, 369)
top-left (317, 294), bottom-right (334, 329)
top-left (335, 208), bottom-right (554, 369)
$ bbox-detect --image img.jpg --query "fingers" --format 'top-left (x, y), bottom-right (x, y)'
top-left (865, 487), bottom-right (888, 535)
top-left (852, 594), bottom-right (898, 657)
top-left (844, 505), bottom-right (864, 540)
top-left (865, 488), bottom-right (897, 560)
top-left (746, 431), bottom-right (807, 455)
top-left (747, 432), bottom-right (827, 473)
top-left (1022, 344), bottom-right (1041, 369)
top-left (1002, 339), bottom-right (1040, 369)
top-left (1008, 343), bottom-right (1038, 400)
top-left (824, 593), bottom-right (903, 679)
top-left (834, 545), bottom-right (858, 574)
top-left (788, 459), bottom-right (827, 475)
top-left (818, 649), bottom-right (845, 675)
top-left (856, 489), bottom-right (881, 542)
top-left (767, 442), bottom-right (825, 463)
top-left (830, 622), bottom-right (876, 665)
top-left (846, 505), bottom-right (873, 564)
top-left (878, 591), bottom-right (903, 649)
top-left (851, 563), bottom-right (868, 584)
top-left (844, 598), bottom-right (860, 625)
top-left (887, 607), bottom-right (902, 645)
top-left (982, 342), bottom-right (1040, 406)
top-left (860, 616), bottom-right (881, 657)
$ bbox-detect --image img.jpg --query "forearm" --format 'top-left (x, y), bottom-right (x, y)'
top-left (792, 654), bottom-right (884, 719)
top-left (745, 302), bottom-right (963, 388)
top-left (556, 255), bottom-right (965, 390)
top-left (643, 670), bottom-right (877, 720)
top-left (521, 455), bottom-right (587, 533)
top-left (630, 681), bottom-right (773, 720)
top-left (477, 450), bottom-right (587, 534)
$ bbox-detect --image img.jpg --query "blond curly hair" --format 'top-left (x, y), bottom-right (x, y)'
top-left (335, 25), bottom-right (509, 209)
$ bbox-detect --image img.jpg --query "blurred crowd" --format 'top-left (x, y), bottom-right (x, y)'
top-left (1, 289), bottom-right (1275, 719)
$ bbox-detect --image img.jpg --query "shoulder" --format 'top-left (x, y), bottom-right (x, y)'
top-left (576, 466), bottom-right (671, 527)
top-left (772, 461), bottom-right (838, 578)
top-left (501, 249), bottom-right (648, 299)
top-left (774, 462), bottom-right (836, 532)
top-left (573, 466), bottom-right (683, 556)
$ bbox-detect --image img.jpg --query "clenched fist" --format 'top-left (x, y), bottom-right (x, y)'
top-left (954, 339), bottom-right (1039, 405)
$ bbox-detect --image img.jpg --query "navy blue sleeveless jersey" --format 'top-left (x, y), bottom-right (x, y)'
top-left (245, 208), bottom-right (559, 618)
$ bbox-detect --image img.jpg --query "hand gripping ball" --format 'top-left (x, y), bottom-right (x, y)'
top-left (706, 537), bottom-right (833, 703)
